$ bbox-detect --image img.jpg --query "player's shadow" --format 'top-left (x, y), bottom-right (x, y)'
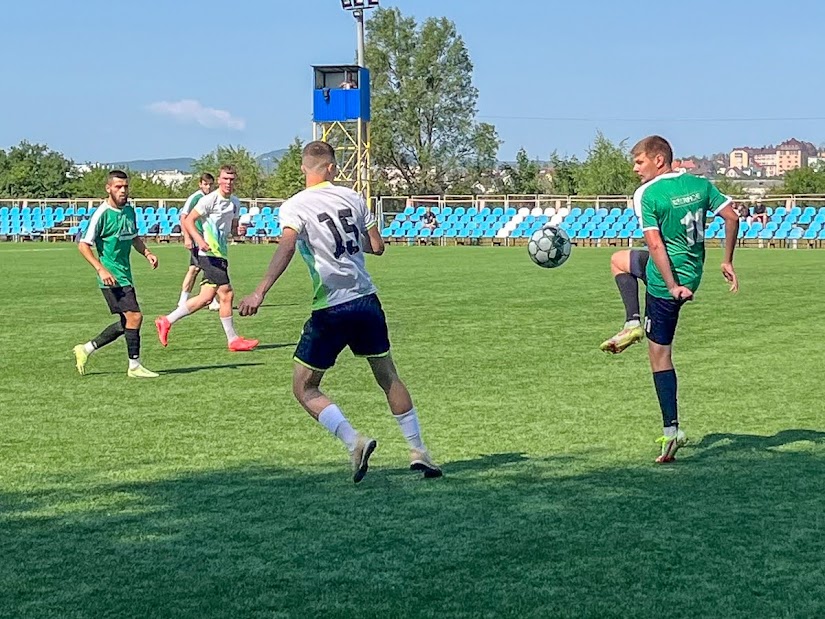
top-left (161, 362), bottom-right (265, 375)
top-left (690, 429), bottom-right (825, 459)
top-left (255, 342), bottom-right (297, 350)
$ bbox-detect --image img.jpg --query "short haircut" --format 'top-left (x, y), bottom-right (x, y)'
top-left (631, 135), bottom-right (673, 165)
top-left (219, 164), bottom-right (237, 176)
top-left (107, 169), bottom-right (128, 182)
top-left (200, 172), bottom-right (215, 183)
top-left (302, 141), bottom-right (336, 172)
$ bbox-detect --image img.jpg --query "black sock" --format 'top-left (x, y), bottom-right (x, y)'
top-left (92, 319), bottom-right (126, 350)
top-left (125, 328), bottom-right (141, 361)
top-left (653, 369), bottom-right (678, 429)
top-left (615, 273), bottom-right (641, 323)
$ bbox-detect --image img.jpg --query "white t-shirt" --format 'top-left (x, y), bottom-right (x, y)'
top-left (279, 182), bottom-right (377, 310)
top-left (193, 190), bottom-right (241, 259)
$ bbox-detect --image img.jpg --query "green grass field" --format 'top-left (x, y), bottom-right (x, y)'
top-left (1, 242), bottom-right (824, 618)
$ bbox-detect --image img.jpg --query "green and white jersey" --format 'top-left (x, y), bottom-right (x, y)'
top-left (634, 171), bottom-right (731, 299)
top-left (193, 190), bottom-right (241, 259)
top-left (81, 201), bottom-right (138, 288)
top-left (180, 190), bottom-right (205, 235)
top-left (279, 182), bottom-right (377, 310)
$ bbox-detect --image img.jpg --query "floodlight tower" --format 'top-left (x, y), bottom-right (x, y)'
top-left (312, 0), bottom-right (378, 202)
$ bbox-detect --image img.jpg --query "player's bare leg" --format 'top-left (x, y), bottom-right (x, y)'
top-left (649, 341), bottom-right (686, 463)
top-left (367, 354), bottom-right (442, 478)
top-left (178, 265), bottom-right (201, 307)
top-left (216, 285), bottom-right (257, 351)
top-left (293, 363), bottom-right (375, 483)
top-left (601, 249), bottom-right (645, 354)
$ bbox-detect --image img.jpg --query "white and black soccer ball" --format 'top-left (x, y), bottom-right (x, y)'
top-left (527, 224), bottom-right (571, 268)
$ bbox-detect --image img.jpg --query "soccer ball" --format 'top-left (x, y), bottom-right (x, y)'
top-left (527, 225), bottom-right (571, 268)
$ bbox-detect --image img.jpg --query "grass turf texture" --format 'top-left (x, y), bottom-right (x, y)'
top-left (1, 243), bottom-right (823, 618)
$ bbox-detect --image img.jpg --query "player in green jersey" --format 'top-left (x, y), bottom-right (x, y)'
top-left (73, 170), bottom-right (159, 378)
top-left (177, 172), bottom-right (218, 310)
top-left (603, 136), bottom-right (740, 462)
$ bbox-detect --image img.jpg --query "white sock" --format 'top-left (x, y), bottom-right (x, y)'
top-left (166, 304), bottom-right (191, 324)
top-left (128, 358), bottom-right (141, 370)
top-left (178, 291), bottom-right (189, 306)
top-left (395, 408), bottom-right (425, 450)
top-left (318, 404), bottom-right (358, 451)
top-left (663, 426), bottom-right (678, 438)
top-left (624, 319), bottom-right (641, 329)
top-left (220, 316), bottom-right (238, 342)
top-left (83, 341), bottom-right (96, 355)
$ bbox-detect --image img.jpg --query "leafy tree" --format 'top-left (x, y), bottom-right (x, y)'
top-left (365, 7), bottom-right (498, 194)
top-left (503, 148), bottom-right (542, 194)
top-left (70, 166), bottom-right (182, 199)
top-left (713, 177), bottom-right (747, 198)
top-left (265, 138), bottom-right (305, 198)
top-left (0, 141), bottom-right (74, 198)
top-left (575, 132), bottom-right (638, 196)
top-left (777, 166), bottom-right (825, 194)
top-left (547, 151), bottom-right (581, 195)
top-left (191, 145), bottom-right (265, 198)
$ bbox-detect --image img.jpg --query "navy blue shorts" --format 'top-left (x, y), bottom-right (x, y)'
top-left (644, 292), bottom-right (685, 346)
top-left (294, 294), bottom-right (391, 371)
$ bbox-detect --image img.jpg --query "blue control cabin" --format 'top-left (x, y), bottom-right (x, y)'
top-left (312, 65), bottom-right (371, 123)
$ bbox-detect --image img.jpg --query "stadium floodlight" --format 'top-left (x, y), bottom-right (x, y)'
top-left (340, 0), bottom-right (378, 67)
top-left (340, 0), bottom-right (379, 9)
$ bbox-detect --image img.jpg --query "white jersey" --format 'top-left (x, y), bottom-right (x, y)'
top-left (279, 182), bottom-right (377, 310)
top-left (193, 190), bottom-right (241, 259)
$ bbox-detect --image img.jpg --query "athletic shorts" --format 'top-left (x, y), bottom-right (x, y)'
top-left (630, 249), bottom-right (649, 284)
top-left (197, 256), bottom-right (231, 288)
top-left (644, 292), bottom-right (685, 346)
top-left (189, 247), bottom-right (200, 267)
top-left (101, 286), bottom-right (140, 314)
top-left (294, 293), bottom-right (391, 371)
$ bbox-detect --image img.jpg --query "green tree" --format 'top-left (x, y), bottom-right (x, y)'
top-left (713, 177), bottom-right (747, 198)
top-left (777, 166), bottom-right (825, 194)
top-left (70, 166), bottom-right (182, 199)
top-left (191, 145), bottom-right (265, 198)
top-left (503, 148), bottom-right (542, 194)
top-left (265, 138), bottom-right (305, 198)
top-left (575, 133), bottom-right (638, 196)
top-left (0, 141), bottom-right (74, 198)
top-left (547, 152), bottom-right (581, 195)
top-left (365, 7), bottom-right (498, 194)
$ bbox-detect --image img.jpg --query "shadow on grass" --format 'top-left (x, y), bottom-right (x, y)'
top-left (1, 433), bottom-right (823, 618)
top-left (160, 362), bottom-right (266, 375)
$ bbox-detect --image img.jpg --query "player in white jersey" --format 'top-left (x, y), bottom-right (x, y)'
top-left (238, 141), bottom-right (442, 484)
top-left (177, 172), bottom-right (219, 311)
top-left (155, 165), bottom-right (259, 352)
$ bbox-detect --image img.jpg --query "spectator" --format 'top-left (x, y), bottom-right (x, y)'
top-left (752, 203), bottom-right (768, 225)
top-left (421, 207), bottom-right (438, 231)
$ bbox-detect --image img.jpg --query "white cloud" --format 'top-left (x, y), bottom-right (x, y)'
top-left (147, 99), bottom-right (245, 131)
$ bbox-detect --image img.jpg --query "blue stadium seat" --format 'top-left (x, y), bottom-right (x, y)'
top-left (758, 230), bottom-right (773, 240)
top-left (441, 206), bottom-right (453, 217)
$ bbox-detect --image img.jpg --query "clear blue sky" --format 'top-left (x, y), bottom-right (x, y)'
top-left (5, 0), bottom-right (824, 163)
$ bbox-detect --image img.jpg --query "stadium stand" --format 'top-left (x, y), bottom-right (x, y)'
top-left (3, 200), bottom-right (825, 249)
top-left (380, 202), bottom-right (825, 249)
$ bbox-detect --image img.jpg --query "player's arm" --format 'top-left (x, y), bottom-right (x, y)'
top-left (78, 211), bottom-right (116, 286)
top-left (712, 189), bottom-right (739, 292)
top-left (361, 200), bottom-right (384, 255)
top-left (131, 236), bottom-right (158, 269)
top-left (364, 225), bottom-right (384, 255)
top-left (238, 228), bottom-right (298, 316)
top-left (183, 204), bottom-right (210, 253)
top-left (180, 203), bottom-right (193, 248)
top-left (642, 228), bottom-right (691, 299)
